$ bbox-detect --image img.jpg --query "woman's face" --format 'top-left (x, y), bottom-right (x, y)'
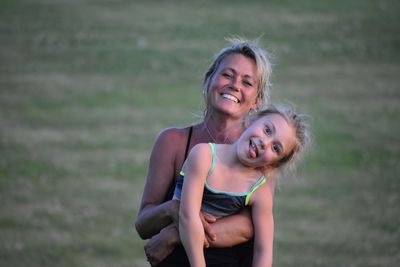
top-left (236, 114), bottom-right (296, 169)
top-left (208, 53), bottom-right (259, 119)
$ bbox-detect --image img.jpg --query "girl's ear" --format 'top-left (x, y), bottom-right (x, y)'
top-left (263, 164), bottom-right (276, 173)
top-left (264, 160), bottom-right (280, 171)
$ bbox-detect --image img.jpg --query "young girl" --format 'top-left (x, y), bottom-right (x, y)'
top-left (174, 104), bottom-right (310, 267)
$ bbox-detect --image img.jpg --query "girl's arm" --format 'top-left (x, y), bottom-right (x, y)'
top-left (250, 179), bottom-right (275, 267)
top-left (179, 144), bottom-right (211, 267)
top-left (135, 129), bottom-right (182, 239)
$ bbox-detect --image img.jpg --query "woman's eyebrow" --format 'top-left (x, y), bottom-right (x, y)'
top-left (223, 67), bottom-right (235, 72)
top-left (224, 68), bottom-right (255, 80)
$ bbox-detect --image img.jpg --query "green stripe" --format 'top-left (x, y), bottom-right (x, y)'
top-left (207, 143), bottom-right (216, 177)
top-left (245, 176), bottom-right (267, 205)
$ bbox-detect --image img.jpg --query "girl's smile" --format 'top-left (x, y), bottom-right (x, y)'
top-left (237, 114), bottom-right (296, 168)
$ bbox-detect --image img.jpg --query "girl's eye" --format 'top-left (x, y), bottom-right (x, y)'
top-left (222, 72), bottom-right (233, 78)
top-left (264, 125), bottom-right (272, 135)
top-left (272, 143), bottom-right (282, 154)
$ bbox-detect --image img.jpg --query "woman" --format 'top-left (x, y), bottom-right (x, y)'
top-left (135, 37), bottom-right (274, 266)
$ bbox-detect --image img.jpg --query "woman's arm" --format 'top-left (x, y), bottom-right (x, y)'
top-left (135, 129), bottom-right (183, 239)
top-left (203, 208), bottom-right (253, 247)
top-left (179, 144), bottom-right (211, 267)
top-left (250, 181), bottom-right (275, 267)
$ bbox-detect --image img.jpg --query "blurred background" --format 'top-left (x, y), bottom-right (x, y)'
top-left (0, 0), bottom-right (399, 266)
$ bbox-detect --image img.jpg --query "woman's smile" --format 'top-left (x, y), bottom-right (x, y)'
top-left (221, 93), bottom-right (240, 103)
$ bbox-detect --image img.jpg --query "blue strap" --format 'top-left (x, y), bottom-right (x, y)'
top-left (207, 143), bottom-right (216, 177)
top-left (180, 143), bottom-right (216, 178)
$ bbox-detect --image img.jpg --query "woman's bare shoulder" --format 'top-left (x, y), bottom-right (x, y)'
top-left (158, 127), bottom-right (190, 141)
top-left (152, 126), bottom-right (194, 159)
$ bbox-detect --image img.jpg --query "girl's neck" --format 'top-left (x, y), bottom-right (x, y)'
top-left (218, 143), bottom-right (263, 177)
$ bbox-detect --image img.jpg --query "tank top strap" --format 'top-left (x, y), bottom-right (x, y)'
top-left (183, 126), bottom-right (193, 161)
top-left (181, 142), bottom-right (216, 178)
top-left (207, 143), bottom-right (217, 177)
top-left (168, 126), bottom-right (193, 202)
top-left (244, 175), bottom-right (269, 206)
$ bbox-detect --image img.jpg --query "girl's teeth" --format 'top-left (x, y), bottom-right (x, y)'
top-left (250, 140), bottom-right (258, 158)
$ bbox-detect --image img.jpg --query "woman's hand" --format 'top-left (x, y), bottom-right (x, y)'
top-left (144, 224), bottom-right (179, 266)
top-left (169, 199), bottom-right (180, 226)
top-left (135, 199), bottom-right (179, 239)
top-left (200, 212), bottom-right (217, 247)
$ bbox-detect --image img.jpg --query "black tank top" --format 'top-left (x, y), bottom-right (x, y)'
top-left (163, 126), bottom-right (193, 202)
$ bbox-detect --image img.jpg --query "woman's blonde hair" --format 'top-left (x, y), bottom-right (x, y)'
top-left (202, 37), bottom-right (272, 118)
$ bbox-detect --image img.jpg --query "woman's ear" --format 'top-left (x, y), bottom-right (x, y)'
top-left (252, 96), bottom-right (260, 110)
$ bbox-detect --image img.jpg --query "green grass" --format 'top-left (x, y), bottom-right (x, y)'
top-left (1, 0), bottom-right (399, 266)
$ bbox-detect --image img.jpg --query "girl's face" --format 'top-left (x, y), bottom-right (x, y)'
top-left (236, 114), bottom-right (296, 169)
top-left (208, 53), bottom-right (259, 119)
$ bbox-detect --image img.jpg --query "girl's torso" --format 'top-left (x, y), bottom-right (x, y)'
top-left (174, 143), bottom-right (267, 217)
top-left (206, 143), bottom-right (266, 194)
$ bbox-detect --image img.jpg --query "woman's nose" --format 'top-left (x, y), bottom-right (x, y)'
top-left (229, 77), bottom-right (240, 91)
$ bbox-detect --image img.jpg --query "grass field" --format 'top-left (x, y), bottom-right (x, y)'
top-left (1, 0), bottom-right (399, 266)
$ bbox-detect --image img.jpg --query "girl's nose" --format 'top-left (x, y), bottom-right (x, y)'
top-left (259, 138), bottom-right (266, 150)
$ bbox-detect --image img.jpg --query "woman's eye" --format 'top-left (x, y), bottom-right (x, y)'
top-left (222, 72), bottom-right (232, 78)
top-left (243, 80), bottom-right (253, 87)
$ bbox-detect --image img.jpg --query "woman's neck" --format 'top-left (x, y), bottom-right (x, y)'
top-left (204, 115), bottom-right (244, 144)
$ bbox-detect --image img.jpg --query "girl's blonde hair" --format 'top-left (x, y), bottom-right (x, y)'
top-left (247, 104), bottom-right (312, 174)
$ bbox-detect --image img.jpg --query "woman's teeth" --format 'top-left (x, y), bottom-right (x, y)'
top-left (222, 94), bottom-right (239, 103)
